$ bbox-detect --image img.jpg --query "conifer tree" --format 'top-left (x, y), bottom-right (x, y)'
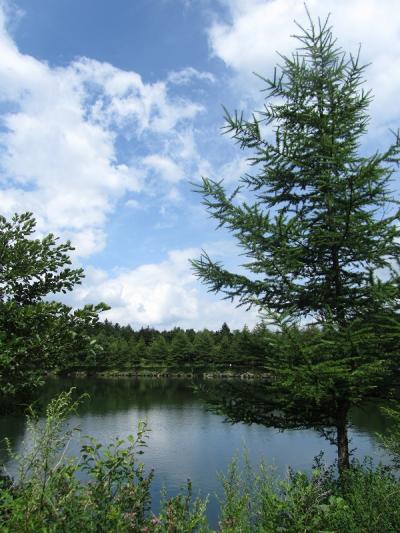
top-left (148, 335), bottom-right (169, 365)
top-left (192, 13), bottom-right (400, 473)
top-left (192, 330), bottom-right (215, 363)
top-left (169, 330), bottom-right (192, 365)
top-left (134, 337), bottom-right (148, 364)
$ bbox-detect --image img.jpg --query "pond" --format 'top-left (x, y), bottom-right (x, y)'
top-left (0, 377), bottom-right (393, 526)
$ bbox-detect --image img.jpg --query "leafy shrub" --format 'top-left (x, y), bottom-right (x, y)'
top-left (217, 455), bottom-right (400, 533)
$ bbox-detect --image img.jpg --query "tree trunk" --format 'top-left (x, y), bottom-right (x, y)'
top-left (336, 401), bottom-right (350, 475)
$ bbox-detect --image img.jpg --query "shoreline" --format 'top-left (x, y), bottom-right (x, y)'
top-left (51, 369), bottom-right (270, 380)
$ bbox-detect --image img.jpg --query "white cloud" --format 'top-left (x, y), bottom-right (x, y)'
top-left (73, 248), bottom-right (258, 330)
top-left (210, 0), bottom-right (300, 76)
top-left (166, 186), bottom-right (183, 204)
top-left (167, 66), bottom-right (215, 85)
top-left (75, 58), bottom-right (204, 134)
top-left (209, 0), bottom-right (400, 132)
top-left (219, 155), bottom-right (250, 183)
top-left (61, 227), bottom-right (107, 258)
top-left (125, 198), bottom-right (142, 209)
top-left (142, 154), bottom-right (185, 184)
top-left (0, 4), bottom-right (205, 256)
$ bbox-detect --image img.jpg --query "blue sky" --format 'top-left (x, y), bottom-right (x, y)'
top-left (0, 0), bottom-right (399, 329)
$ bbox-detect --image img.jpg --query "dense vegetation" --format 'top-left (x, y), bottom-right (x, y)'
top-left (61, 320), bottom-right (275, 373)
top-left (191, 13), bottom-right (400, 473)
top-left (1, 390), bottom-right (400, 532)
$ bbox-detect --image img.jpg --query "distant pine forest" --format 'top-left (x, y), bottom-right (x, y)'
top-left (62, 321), bottom-right (275, 374)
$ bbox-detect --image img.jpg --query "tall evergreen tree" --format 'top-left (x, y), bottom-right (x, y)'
top-left (192, 330), bottom-right (215, 364)
top-left (214, 334), bottom-right (235, 367)
top-left (134, 337), bottom-right (148, 364)
top-left (192, 13), bottom-right (400, 473)
top-left (169, 330), bottom-right (192, 365)
top-left (148, 335), bottom-right (169, 365)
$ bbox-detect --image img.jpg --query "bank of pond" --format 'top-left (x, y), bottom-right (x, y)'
top-left (1, 377), bottom-right (399, 531)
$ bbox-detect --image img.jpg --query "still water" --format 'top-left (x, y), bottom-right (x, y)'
top-left (0, 377), bottom-right (393, 524)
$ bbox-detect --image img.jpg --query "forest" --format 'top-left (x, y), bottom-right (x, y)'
top-left (63, 320), bottom-right (276, 373)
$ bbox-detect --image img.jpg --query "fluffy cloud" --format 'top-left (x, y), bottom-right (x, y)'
top-left (0, 5), bottom-right (207, 256)
top-left (73, 248), bottom-right (258, 330)
top-left (210, 0), bottom-right (400, 134)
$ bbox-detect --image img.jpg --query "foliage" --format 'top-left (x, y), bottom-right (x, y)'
top-left (378, 406), bottom-right (400, 468)
top-left (60, 320), bottom-right (273, 373)
top-left (148, 335), bottom-right (170, 365)
top-left (169, 330), bottom-right (193, 365)
top-left (0, 212), bottom-right (108, 410)
top-left (192, 331), bottom-right (215, 364)
top-left (191, 12), bottom-right (400, 472)
top-left (154, 483), bottom-right (210, 533)
top-left (218, 456), bottom-right (400, 533)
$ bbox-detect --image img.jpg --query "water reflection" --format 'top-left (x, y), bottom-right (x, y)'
top-left (0, 377), bottom-right (393, 525)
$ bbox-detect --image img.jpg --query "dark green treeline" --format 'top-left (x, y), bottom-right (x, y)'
top-left (61, 321), bottom-right (275, 373)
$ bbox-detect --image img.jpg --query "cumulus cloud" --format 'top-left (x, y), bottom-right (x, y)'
top-left (72, 248), bottom-right (258, 330)
top-left (0, 4), bottom-right (205, 256)
top-left (209, 0), bottom-right (400, 133)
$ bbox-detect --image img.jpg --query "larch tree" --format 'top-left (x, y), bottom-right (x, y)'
top-left (191, 13), bottom-right (400, 474)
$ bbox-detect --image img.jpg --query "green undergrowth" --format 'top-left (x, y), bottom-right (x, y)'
top-left (1, 390), bottom-right (400, 532)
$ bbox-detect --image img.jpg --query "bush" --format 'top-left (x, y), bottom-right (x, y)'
top-left (217, 456), bottom-right (400, 533)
